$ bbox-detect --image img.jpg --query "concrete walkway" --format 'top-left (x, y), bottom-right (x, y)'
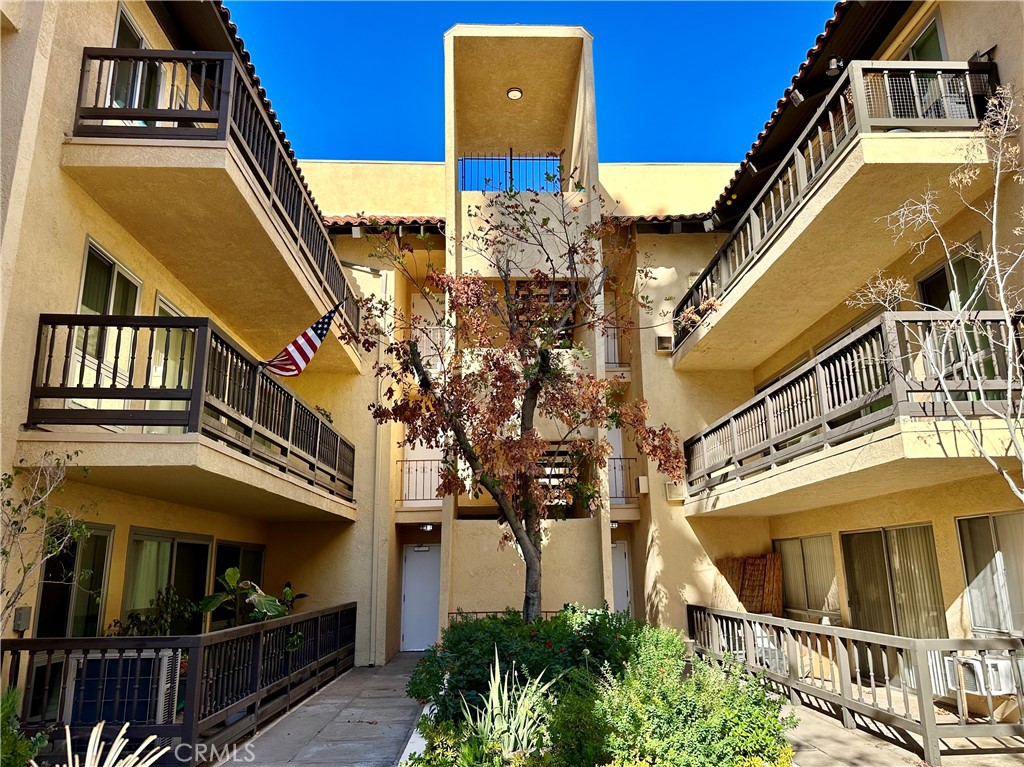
top-left (788, 703), bottom-right (1024, 767)
top-left (244, 653), bottom-right (422, 767)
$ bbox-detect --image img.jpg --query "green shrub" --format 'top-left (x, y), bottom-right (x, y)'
top-left (546, 667), bottom-right (609, 767)
top-left (407, 605), bottom-right (641, 721)
top-left (1, 687), bottom-right (46, 767)
top-left (596, 626), bottom-right (795, 767)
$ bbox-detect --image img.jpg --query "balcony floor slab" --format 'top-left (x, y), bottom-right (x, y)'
top-left (16, 430), bottom-right (357, 522)
top-left (684, 419), bottom-right (1009, 517)
top-left (61, 139), bottom-right (361, 374)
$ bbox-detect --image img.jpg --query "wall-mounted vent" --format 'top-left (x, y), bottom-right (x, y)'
top-left (665, 481), bottom-right (686, 502)
top-left (655, 336), bottom-right (673, 354)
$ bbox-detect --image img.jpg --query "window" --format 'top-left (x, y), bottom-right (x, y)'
top-left (958, 511), bottom-right (1024, 636)
top-left (918, 238), bottom-right (987, 312)
top-left (110, 6), bottom-right (159, 115)
top-left (840, 524), bottom-right (947, 638)
top-left (773, 535), bottom-right (839, 619)
top-left (210, 542), bottom-right (266, 628)
top-left (124, 529), bottom-right (210, 634)
top-left (907, 19), bottom-right (946, 62)
top-left (35, 526), bottom-right (113, 638)
top-left (78, 245), bottom-right (140, 355)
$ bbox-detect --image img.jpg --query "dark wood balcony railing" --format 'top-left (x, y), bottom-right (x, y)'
top-left (685, 311), bottom-right (1018, 491)
top-left (1, 603), bottom-right (356, 766)
top-left (673, 60), bottom-right (999, 350)
top-left (28, 314), bottom-right (355, 501)
top-left (398, 458), bottom-right (443, 503)
top-left (688, 605), bottom-right (1024, 766)
top-left (73, 48), bottom-right (359, 333)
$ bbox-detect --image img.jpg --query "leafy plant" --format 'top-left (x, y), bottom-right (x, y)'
top-left (595, 628), bottom-right (796, 767)
top-left (546, 667), bottom-right (608, 767)
top-left (199, 567), bottom-right (304, 626)
top-left (1, 688), bottom-right (46, 767)
top-left (407, 605), bottom-right (641, 722)
top-left (459, 649), bottom-right (555, 763)
top-left (1, 452), bottom-right (90, 634)
top-left (105, 586), bottom-right (198, 637)
top-left (30, 720), bottom-right (168, 767)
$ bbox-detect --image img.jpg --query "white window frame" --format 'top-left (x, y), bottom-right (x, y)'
top-left (956, 510), bottom-right (1024, 638)
top-left (901, 14), bottom-right (949, 62)
top-left (77, 239), bottom-right (142, 317)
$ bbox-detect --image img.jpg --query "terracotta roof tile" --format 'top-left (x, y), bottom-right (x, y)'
top-left (213, 1), bottom-right (329, 221)
top-left (324, 215), bottom-right (445, 228)
top-left (711, 1), bottom-right (850, 214)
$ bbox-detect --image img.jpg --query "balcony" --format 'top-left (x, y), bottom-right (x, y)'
top-left (684, 312), bottom-right (1017, 515)
top-left (20, 314), bottom-right (355, 521)
top-left (672, 60), bottom-right (999, 371)
top-left (608, 457), bottom-right (638, 509)
top-left (2, 603), bottom-right (356, 766)
top-left (61, 49), bottom-right (360, 371)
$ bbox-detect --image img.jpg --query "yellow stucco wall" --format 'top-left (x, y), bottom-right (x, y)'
top-left (448, 518), bottom-right (605, 614)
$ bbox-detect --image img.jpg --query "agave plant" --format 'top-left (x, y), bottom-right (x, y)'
top-left (459, 648), bottom-right (555, 763)
top-left (31, 722), bottom-right (169, 767)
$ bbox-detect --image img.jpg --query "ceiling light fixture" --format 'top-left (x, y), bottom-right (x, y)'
top-left (419, 524), bottom-right (435, 532)
top-left (506, 87), bottom-right (523, 101)
top-left (826, 57), bottom-right (844, 76)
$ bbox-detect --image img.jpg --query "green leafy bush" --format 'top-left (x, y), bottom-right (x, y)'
top-left (1, 687), bottom-right (46, 767)
top-left (596, 626), bottom-right (795, 767)
top-left (407, 605), bottom-right (641, 721)
top-left (546, 667), bottom-right (609, 767)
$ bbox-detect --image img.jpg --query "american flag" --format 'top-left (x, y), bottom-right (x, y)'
top-left (262, 302), bottom-right (342, 377)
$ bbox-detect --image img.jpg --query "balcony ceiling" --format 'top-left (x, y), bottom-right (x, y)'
top-left (453, 30), bottom-right (584, 155)
top-left (17, 432), bottom-right (356, 523)
top-left (61, 141), bottom-right (360, 374)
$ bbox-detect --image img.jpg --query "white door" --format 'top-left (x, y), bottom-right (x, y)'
top-left (401, 544), bottom-right (442, 650)
top-left (611, 541), bottom-right (631, 615)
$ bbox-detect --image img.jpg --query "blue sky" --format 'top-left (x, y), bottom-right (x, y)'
top-left (228, 1), bottom-right (836, 163)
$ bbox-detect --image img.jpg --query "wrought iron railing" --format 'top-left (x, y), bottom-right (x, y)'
top-left (605, 326), bottom-right (628, 368)
top-left (608, 457), bottom-right (638, 504)
top-left (458, 151), bottom-right (562, 192)
top-left (688, 605), bottom-right (1024, 766)
top-left (73, 48), bottom-right (359, 333)
top-left (684, 311), bottom-right (1018, 491)
top-left (672, 60), bottom-right (998, 350)
top-left (28, 314), bottom-right (355, 501)
top-left (398, 459), bottom-right (443, 503)
top-left (1, 603), bottom-right (356, 766)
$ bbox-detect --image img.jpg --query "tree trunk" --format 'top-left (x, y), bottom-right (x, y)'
top-left (522, 541), bottom-right (542, 622)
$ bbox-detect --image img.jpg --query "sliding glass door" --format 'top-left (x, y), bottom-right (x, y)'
top-left (841, 524), bottom-right (947, 639)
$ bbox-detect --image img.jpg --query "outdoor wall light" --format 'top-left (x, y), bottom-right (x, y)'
top-left (506, 87), bottom-right (523, 100)
top-left (826, 57), bottom-right (845, 76)
top-left (610, 521), bottom-right (619, 529)
top-left (419, 524), bottom-right (435, 532)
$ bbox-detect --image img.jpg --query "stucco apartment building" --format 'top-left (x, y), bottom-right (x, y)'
top-left (2, 0), bottom-right (1023, 762)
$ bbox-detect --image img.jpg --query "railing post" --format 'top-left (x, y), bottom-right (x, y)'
top-left (834, 637), bottom-right (857, 729)
top-left (911, 643), bottom-right (942, 765)
top-left (785, 627), bottom-right (802, 705)
top-left (882, 314), bottom-right (909, 417)
top-left (251, 628), bottom-right (264, 726)
top-left (180, 641), bottom-right (204, 767)
top-left (215, 54), bottom-right (234, 142)
top-left (848, 62), bottom-right (872, 132)
top-left (188, 322), bottom-right (212, 434)
top-left (742, 618), bottom-right (756, 673)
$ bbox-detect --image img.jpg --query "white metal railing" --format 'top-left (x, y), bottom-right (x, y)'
top-left (688, 605), bottom-right (1024, 765)
top-left (672, 60), bottom-right (998, 350)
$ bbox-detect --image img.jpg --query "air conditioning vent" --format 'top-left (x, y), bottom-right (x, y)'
top-left (665, 481), bottom-right (686, 502)
top-left (655, 336), bottom-right (673, 354)
top-left (944, 655), bottom-right (1017, 696)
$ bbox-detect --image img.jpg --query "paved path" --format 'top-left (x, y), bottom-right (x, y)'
top-left (788, 703), bottom-right (1024, 767)
top-left (244, 653), bottom-right (422, 767)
